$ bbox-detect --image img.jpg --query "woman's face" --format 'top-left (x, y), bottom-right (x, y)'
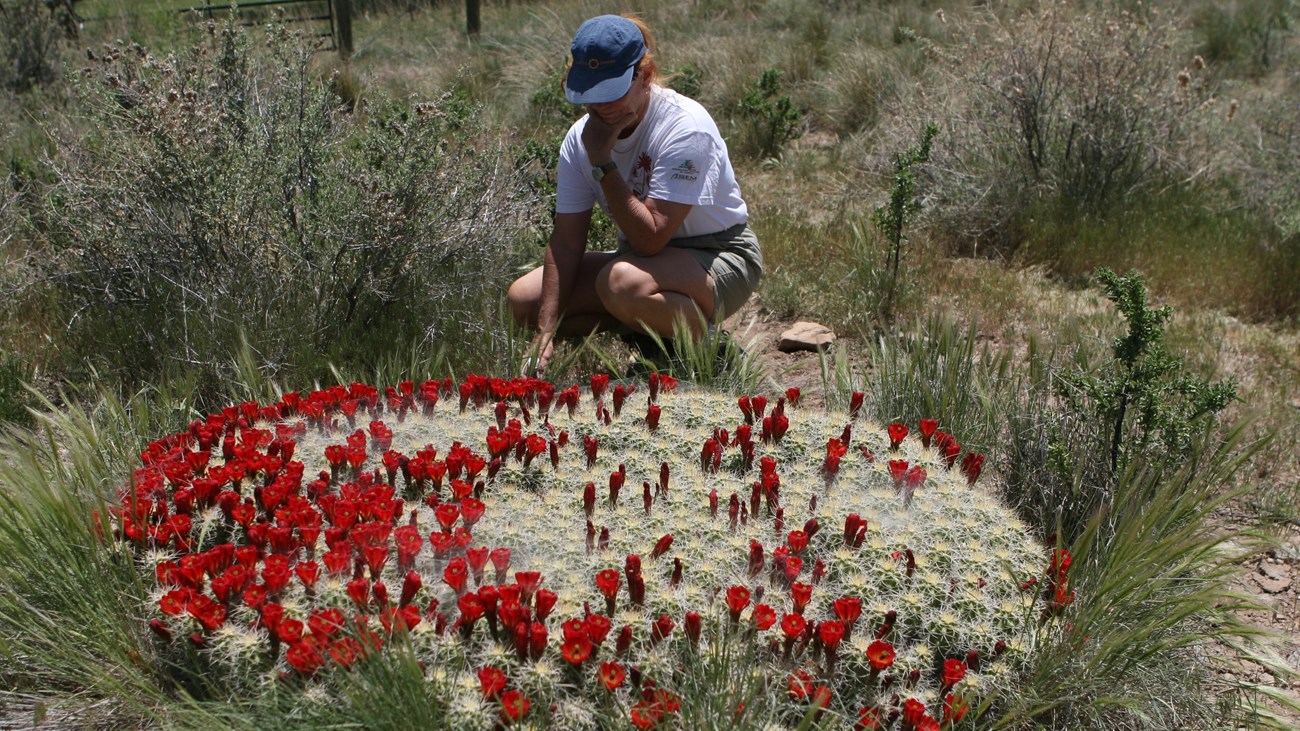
top-left (585, 71), bottom-right (652, 128)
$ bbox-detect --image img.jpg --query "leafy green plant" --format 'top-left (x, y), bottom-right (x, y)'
top-left (736, 68), bottom-right (802, 160)
top-left (872, 123), bottom-right (937, 324)
top-left (665, 62), bottom-right (703, 99)
top-left (1001, 268), bottom-right (1238, 543)
top-left (1062, 268), bottom-right (1238, 476)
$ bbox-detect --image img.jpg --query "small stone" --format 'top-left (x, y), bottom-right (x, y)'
top-left (1254, 570), bottom-right (1292, 594)
top-left (778, 321), bottom-right (836, 353)
top-left (1260, 562), bottom-right (1291, 582)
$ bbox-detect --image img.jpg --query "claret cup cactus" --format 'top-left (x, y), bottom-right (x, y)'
top-left (117, 375), bottom-right (1073, 729)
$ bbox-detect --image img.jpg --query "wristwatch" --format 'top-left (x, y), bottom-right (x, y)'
top-left (592, 160), bottom-right (618, 181)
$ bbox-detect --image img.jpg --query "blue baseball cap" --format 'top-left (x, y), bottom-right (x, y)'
top-left (565, 15), bottom-right (646, 105)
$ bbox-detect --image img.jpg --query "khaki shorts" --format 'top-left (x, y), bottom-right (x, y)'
top-left (616, 223), bottom-right (763, 321)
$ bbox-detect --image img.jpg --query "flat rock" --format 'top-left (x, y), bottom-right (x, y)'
top-left (1255, 570), bottom-right (1293, 595)
top-left (1261, 562), bottom-right (1292, 582)
top-left (778, 321), bottom-right (836, 353)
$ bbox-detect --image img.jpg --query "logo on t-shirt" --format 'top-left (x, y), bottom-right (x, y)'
top-left (670, 159), bottom-right (699, 182)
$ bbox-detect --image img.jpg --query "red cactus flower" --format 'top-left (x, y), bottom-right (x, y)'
top-left (887, 422), bottom-right (909, 450)
top-left (595, 569), bottom-right (621, 599)
top-left (434, 503), bottom-right (460, 532)
top-left (586, 614), bottom-right (612, 644)
top-left (818, 619), bottom-right (845, 651)
top-left (790, 582), bottom-right (812, 614)
top-left (787, 529), bottom-right (809, 554)
top-left (598, 660), bottom-right (626, 690)
top-left (460, 497), bottom-right (485, 529)
top-left (942, 658), bottom-right (967, 688)
top-left (944, 693), bottom-right (969, 723)
top-left (725, 585), bottom-right (751, 622)
top-left (346, 577), bottom-right (370, 608)
top-left (286, 638), bottom-right (324, 675)
top-left (855, 706), bottom-right (884, 730)
top-left (489, 547), bottom-right (511, 583)
top-left (780, 612), bottom-right (807, 639)
top-left (833, 596), bottom-right (862, 627)
top-left (651, 613), bottom-right (675, 643)
top-left (650, 533), bottom-right (674, 560)
top-left (961, 451), bottom-right (985, 485)
top-left (902, 697), bottom-right (928, 727)
top-left (888, 459), bottom-right (909, 485)
top-left (849, 391), bottom-right (865, 419)
top-left (906, 465), bottom-right (927, 487)
top-left (399, 570), bottom-right (422, 607)
top-left (684, 611), bottom-right (701, 645)
top-left (561, 637), bottom-right (593, 665)
top-left (752, 604), bottom-right (777, 631)
top-left (443, 558), bottom-right (468, 594)
top-left (919, 418), bottom-right (938, 447)
top-left (866, 639), bottom-right (895, 670)
top-left (499, 688), bottom-right (530, 724)
top-left (561, 617), bottom-right (587, 643)
top-left (534, 589), bottom-right (557, 621)
top-left (787, 669), bottom-right (814, 700)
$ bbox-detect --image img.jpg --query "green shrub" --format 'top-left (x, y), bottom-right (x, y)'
top-left (0, 0), bottom-right (67, 93)
top-left (0, 349), bottom-right (36, 430)
top-left (1002, 268), bottom-right (1237, 542)
top-left (664, 62), bottom-right (703, 99)
top-left (1193, 0), bottom-right (1293, 77)
top-left (936, 2), bottom-right (1210, 256)
top-left (24, 21), bottom-right (540, 394)
top-left (873, 123), bottom-right (936, 324)
top-left (735, 68), bottom-right (802, 160)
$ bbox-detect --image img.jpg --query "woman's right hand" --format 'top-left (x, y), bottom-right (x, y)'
top-left (523, 333), bottom-right (555, 377)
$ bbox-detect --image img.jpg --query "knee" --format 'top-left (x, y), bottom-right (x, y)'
top-left (506, 276), bottom-right (538, 328)
top-left (595, 259), bottom-right (645, 317)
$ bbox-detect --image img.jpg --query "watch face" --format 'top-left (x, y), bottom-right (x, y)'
top-left (592, 166), bottom-right (605, 181)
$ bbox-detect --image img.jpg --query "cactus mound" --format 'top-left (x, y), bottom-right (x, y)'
top-left (119, 376), bottom-right (1073, 729)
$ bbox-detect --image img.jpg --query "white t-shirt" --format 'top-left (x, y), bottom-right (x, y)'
top-left (555, 86), bottom-right (748, 239)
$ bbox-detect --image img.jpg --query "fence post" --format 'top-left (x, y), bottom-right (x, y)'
top-left (334, 0), bottom-right (353, 58)
top-left (466, 0), bottom-right (480, 36)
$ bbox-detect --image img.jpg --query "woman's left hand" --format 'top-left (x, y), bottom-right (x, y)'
top-left (581, 111), bottom-right (638, 164)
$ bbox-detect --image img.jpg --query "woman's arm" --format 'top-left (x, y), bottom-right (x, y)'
top-left (598, 175), bottom-right (691, 256)
top-left (531, 210), bottom-right (593, 371)
top-left (583, 113), bottom-right (691, 256)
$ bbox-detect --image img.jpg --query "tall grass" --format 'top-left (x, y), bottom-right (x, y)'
top-left (822, 314), bottom-right (1008, 455)
top-left (0, 382), bottom-right (201, 718)
top-left (991, 424), bottom-right (1285, 729)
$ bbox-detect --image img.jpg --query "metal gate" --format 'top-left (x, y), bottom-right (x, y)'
top-left (175, 0), bottom-right (340, 51)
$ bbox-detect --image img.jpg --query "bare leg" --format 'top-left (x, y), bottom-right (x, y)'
top-left (595, 250), bottom-right (715, 339)
top-left (506, 251), bottom-right (623, 336)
